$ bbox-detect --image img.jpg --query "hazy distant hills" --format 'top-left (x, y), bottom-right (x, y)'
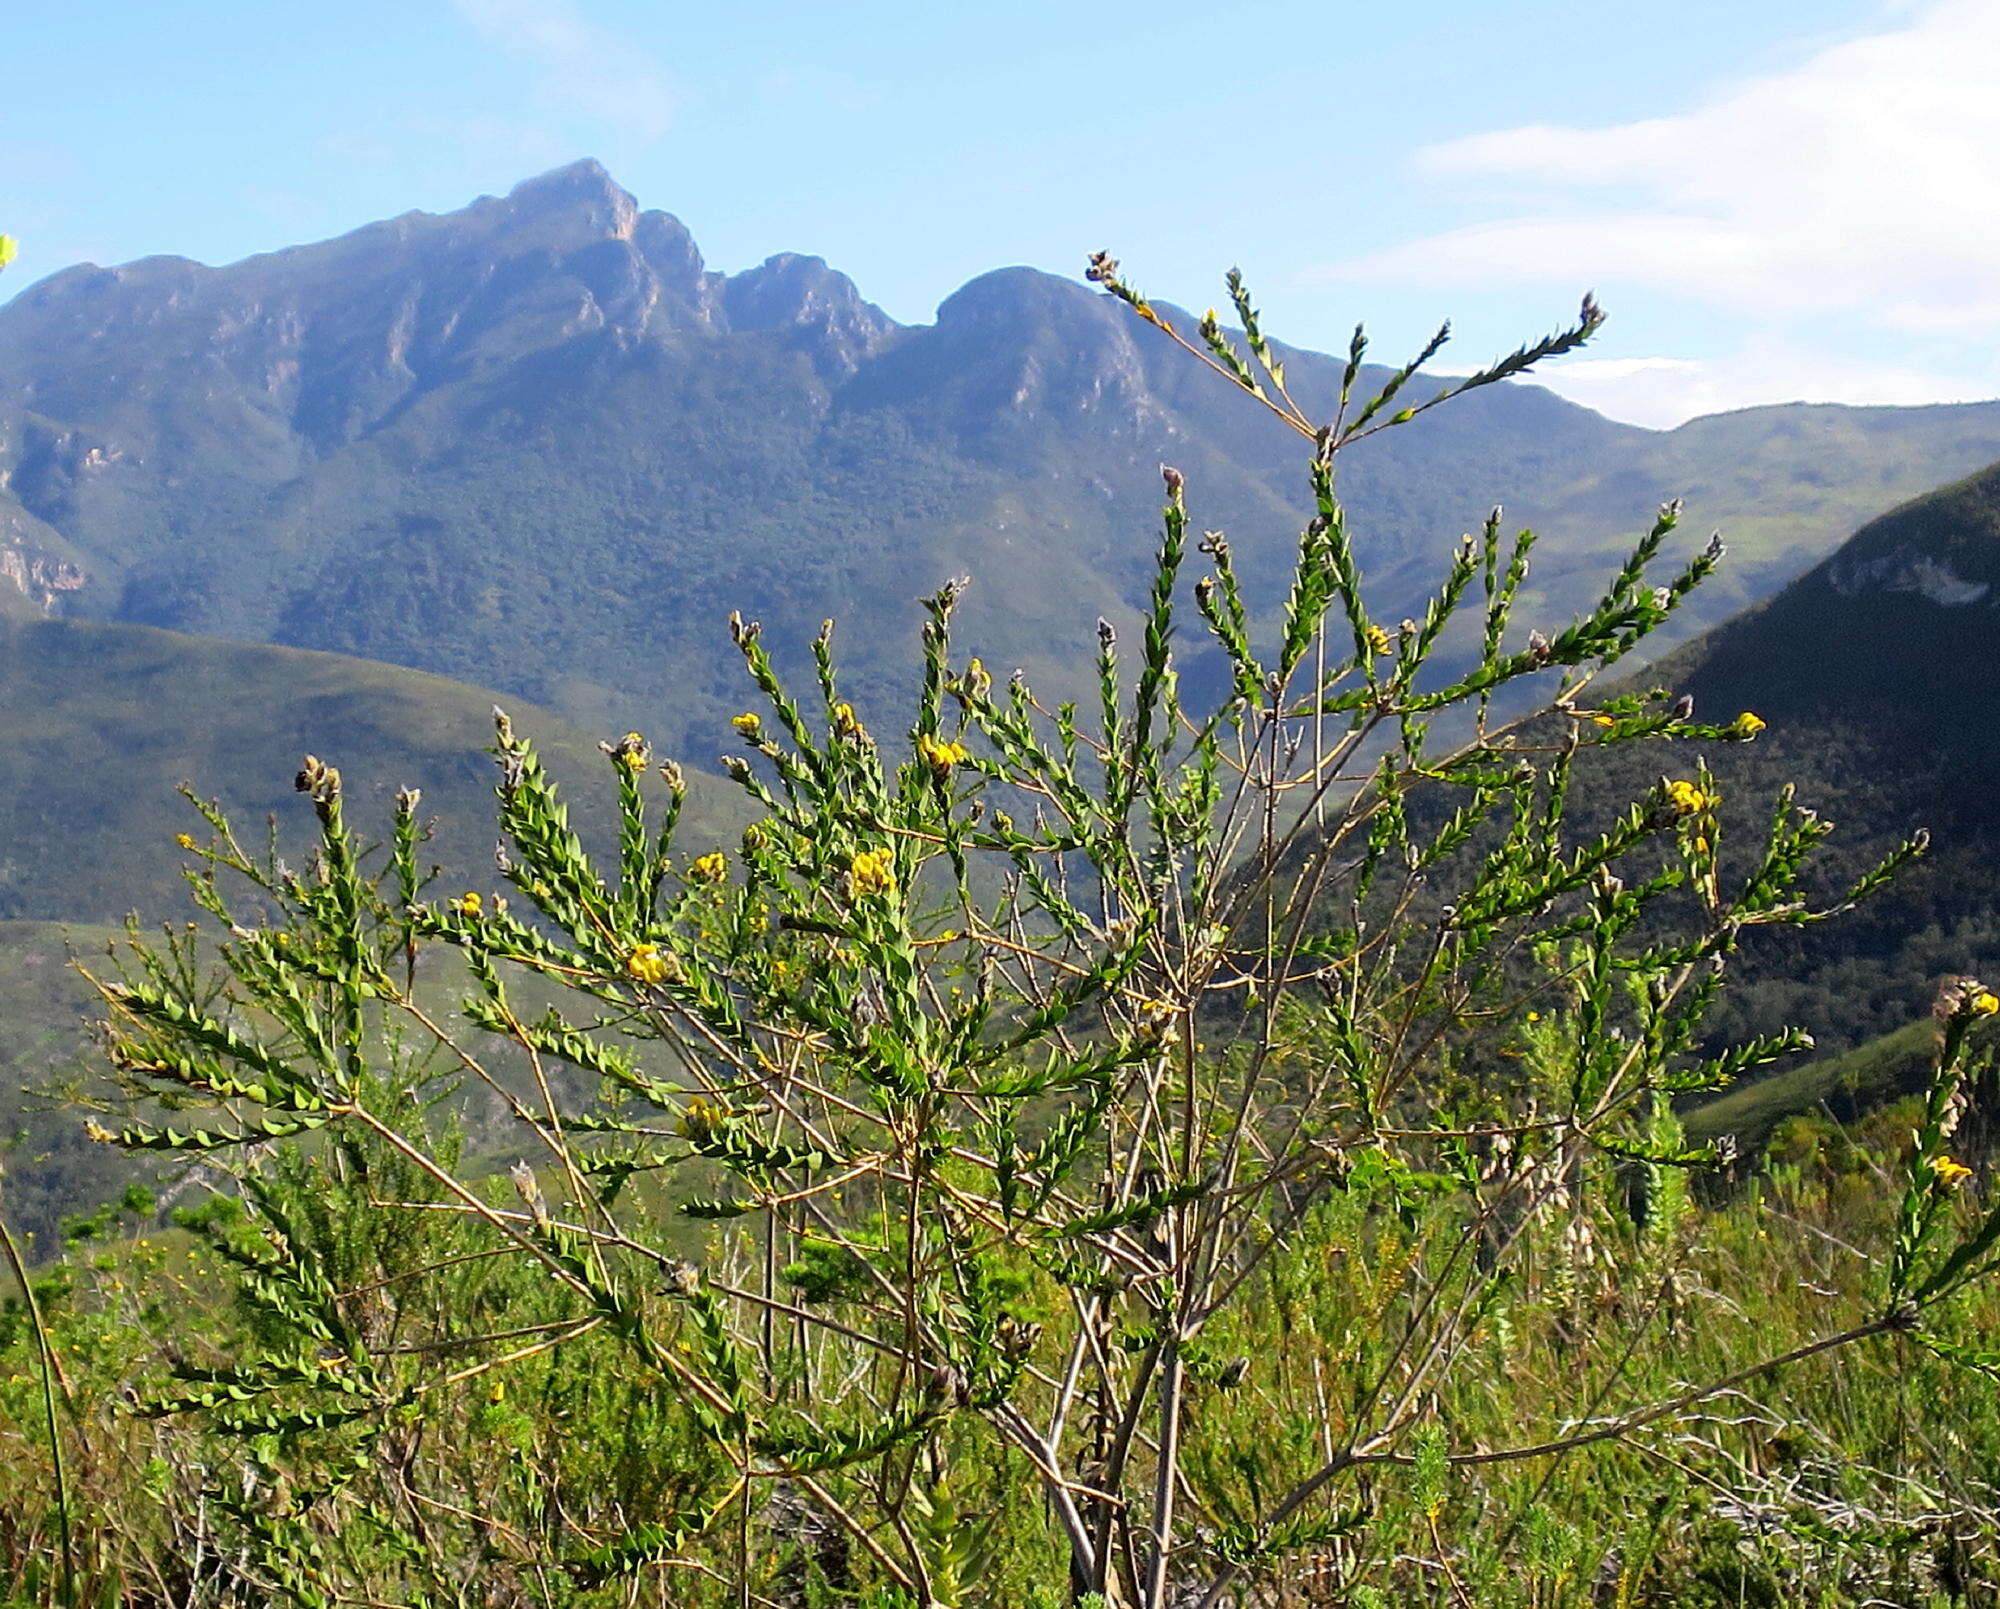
top-left (8, 159), bottom-right (2000, 751)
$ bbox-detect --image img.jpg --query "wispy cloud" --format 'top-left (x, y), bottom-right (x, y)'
top-left (1533, 343), bottom-right (1994, 431)
top-left (1319, 0), bottom-right (2000, 423)
top-left (451, 0), bottom-right (675, 143)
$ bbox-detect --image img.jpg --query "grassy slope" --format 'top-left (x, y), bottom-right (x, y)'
top-left (0, 918), bottom-right (136, 1251)
top-left (0, 614), bottom-right (739, 924)
top-left (0, 617), bottom-right (747, 1237)
top-left (1683, 1018), bottom-right (1936, 1151)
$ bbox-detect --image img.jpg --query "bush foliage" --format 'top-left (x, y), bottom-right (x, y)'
top-left (10, 246), bottom-right (2000, 1608)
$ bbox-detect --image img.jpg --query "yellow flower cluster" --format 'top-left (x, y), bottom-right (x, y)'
top-left (1932, 1155), bottom-right (1975, 1188)
top-left (833, 701), bottom-right (865, 739)
top-left (917, 732), bottom-right (970, 776)
top-left (1732, 711), bottom-right (1767, 737)
top-left (1972, 988), bottom-right (2000, 1016)
top-left (600, 731), bottom-right (650, 771)
top-left (175, 833), bottom-right (197, 850)
top-left (687, 851), bottom-right (728, 884)
top-left (1664, 779), bottom-right (1719, 816)
top-left (679, 1096), bottom-right (727, 1141)
top-left (850, 846), bottom-right (897, 896)
top-left (730, 712), bottom-right (763, 739)
top-left (1363, 623), bottom-right (1393, 657)
top-left (457, 891), bottom-right (483, 917)
top-left (626, 943), bottom-right (674, 985)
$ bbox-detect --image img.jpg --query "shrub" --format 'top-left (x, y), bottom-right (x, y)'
top-left (30, 258), bottom-right (2000, 1607)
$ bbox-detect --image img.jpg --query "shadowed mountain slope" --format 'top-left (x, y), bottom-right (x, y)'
top-left (1583, 460), bottom-right (2000, 1073)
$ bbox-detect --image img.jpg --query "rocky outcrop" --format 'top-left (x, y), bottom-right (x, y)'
top-left (0, 543), bottom-right (86, 612)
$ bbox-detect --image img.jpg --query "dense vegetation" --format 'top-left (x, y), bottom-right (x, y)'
top-left (11, 241), bottom-right (2000, 1609)
top-left (1543, 459), bottom-right (2000, 1149)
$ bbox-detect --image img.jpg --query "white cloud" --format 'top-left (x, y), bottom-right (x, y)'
top-left (1535, 340), bottom-right (1995, 429)
top-left (1322, 0), bottom-right (2000, 422)
top-left (452, 0), bottom-right (675, 143)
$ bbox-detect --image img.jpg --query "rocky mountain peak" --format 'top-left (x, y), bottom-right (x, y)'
top-left (723, 253), bottom-right (899, 379)
top-left (497, 158), bottom-right (640, 239)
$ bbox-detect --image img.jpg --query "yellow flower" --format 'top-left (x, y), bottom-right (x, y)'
top-left (917, 732), bottom-right (970, 777)
top-left (1589, 714), bottom-right (1616, 729)
top-left (688, 851), bottom-right (728, 884)
top-left (1972, 989), bottom-right (2000, 1016)
top-left (833, 701), bottom-right (864, 739)
top-left (457, 892), bottom-right (483, 917)
top-left (626, 943), bottom-right (674, 985)
top-left (602, 731), bottom-right (650, 770)
top-left (1363, 623), bottom-right (1393, 657)
top-left (1731, 711), bottom-right (1767, 738)
top-left (1932, 1155), bottom-right (1975, 1188)
top-left (679, 1096), bottom-right (726, 1140)
top-left (175, 833), bottom-right (196, 850)
top-left (1664, 779), bottom-right (1718, 817)
top-left (730, 712), bottom-right (763, 739)
top-left (850, 846), bottom-right (897, 896)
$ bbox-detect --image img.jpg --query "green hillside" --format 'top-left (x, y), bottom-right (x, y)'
top-left (0, 614), bottom-right (739, 924)
top-left (0, 615), bottom-right (747, 1235)
top-left (1683, 1018), bottom-right (1936, 1153)
top-left (0, 918), bottom-right (130, 1250)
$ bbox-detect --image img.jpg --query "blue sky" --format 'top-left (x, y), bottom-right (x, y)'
top-left (6, 0), bottom-right (1993, 425)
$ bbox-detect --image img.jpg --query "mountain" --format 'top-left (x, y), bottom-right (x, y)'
top-left (7, 159), bottom-right (2000, 750)
top-left (1582, 460), bottom-right (2000, 1080)
top-left (0, 614), bottom-right (735, 924)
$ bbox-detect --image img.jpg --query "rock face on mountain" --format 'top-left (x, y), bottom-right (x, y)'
top-left (1667, 460), bottom-right (2000, 756)
top-left (6, 159), bottom-right (2000, 750)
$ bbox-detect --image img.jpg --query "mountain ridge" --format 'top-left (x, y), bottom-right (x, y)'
top-left (5, 159), bottom-right (2000, 757)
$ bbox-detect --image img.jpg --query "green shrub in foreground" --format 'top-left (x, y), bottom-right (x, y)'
top-left (11, 252), bottom-right (2000, 1607)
